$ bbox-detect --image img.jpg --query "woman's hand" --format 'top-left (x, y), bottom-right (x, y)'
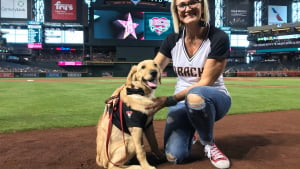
top-left (147, 96), bottom-right (168, 115)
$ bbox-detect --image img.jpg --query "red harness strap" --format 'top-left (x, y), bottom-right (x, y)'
top-left (105, 99), bottom-right (127, 166)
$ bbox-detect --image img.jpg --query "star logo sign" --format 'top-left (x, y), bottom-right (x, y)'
top-left (116, 13), bottom-right (139, 39)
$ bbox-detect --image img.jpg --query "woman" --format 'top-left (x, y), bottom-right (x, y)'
top-left (150, 0), bottom-right (232, 168)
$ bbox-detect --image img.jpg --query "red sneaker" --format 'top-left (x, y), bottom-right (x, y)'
top-left (204, 144), bottom-right (230, 169)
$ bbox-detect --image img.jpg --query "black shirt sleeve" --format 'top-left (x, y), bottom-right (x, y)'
top-left (159, 32), bottom-right (180, 59)
top-left (208, 26), bottom-right (230, 59)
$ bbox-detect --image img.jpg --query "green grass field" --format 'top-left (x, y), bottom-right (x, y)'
top-left (0, 77), bottom-right (299, 133)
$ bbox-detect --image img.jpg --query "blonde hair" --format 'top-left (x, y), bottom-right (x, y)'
top-left (171, 0), bottom-right (210, 33)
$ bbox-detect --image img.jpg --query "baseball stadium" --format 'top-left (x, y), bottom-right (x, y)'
top-left (0, 0), bottom-right (299, 169)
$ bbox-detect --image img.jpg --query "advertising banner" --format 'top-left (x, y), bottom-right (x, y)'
top-left (0, 0), bottom-right (27, 19)
top-left (20, 72), bottom-right (39, 77)
top-left (51, 0), bottom-right (77, 20)
top-left (0, 73), bottom-right (14, 77)
top-left (46, 73), bottom-right (62, 77)
top-left (268, 5), bottom-right (287, 25)
top-left (227, 0), bottom-right (250, 29)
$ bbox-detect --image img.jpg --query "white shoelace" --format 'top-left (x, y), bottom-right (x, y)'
top-left (205, 144), bottom-right (225, 159)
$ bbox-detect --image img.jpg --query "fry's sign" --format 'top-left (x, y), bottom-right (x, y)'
top-left (52, 0), bottom-right (77, 20)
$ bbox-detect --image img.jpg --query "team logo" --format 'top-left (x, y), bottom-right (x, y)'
top-left (149, 17), bottom-right (171, 35)
top-left (131, 0), bottom-right (141, 5)
top-left (126, 111), bottom-right (133, 118)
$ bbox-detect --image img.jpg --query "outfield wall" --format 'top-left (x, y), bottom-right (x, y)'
top-left (1, 65), bottom-right (300, 78)
top-left (85, 62), bottom-right (176, 77)
top-left (86, 63), bottom-right (300, 77)
top-left (235, 71), bottom-right (300, 77)
top-left (0, 72), bottom-right (86, 78)
top-left (0, 62), bottom-right (175, 77)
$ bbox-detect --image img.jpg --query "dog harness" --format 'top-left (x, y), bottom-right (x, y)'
top-left (112, 96), bottom-right (153, 134)
top-left (104, 88), bottom-right (153, 166)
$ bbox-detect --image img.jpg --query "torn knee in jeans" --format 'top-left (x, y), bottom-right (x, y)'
top-left (186, 93), bottom-right (205, 110)
top-left (166, 152), bottom-right (176, 162)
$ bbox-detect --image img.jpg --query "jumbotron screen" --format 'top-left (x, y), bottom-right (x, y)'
top-left (92, 10), bottom-right (173, 46)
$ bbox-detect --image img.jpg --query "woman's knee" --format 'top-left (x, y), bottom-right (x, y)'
top-left (165, 149), bottom-right (189, 164)
top-left (164, 129), bottom-right (192, 164)
top-left (186, 93), bottom-right (205, 111)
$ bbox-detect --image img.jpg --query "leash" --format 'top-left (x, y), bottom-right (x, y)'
top-left (105, 97), bottom-right (127, 166)
top-left (103, 87), bottom-right (143, 166)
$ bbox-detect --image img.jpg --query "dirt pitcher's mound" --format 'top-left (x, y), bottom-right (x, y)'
top-left (1, 110), bottom-right (299, 169)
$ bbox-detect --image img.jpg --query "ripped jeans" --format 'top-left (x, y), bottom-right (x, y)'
top-left (164, 86), bottom-right (231, 164)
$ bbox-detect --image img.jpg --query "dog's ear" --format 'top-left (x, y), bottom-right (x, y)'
top-left (126, 65), bottom-right (137, 86)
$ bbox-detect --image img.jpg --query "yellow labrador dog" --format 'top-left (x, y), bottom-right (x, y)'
top-left (96, 60), bottom-right (164, 169)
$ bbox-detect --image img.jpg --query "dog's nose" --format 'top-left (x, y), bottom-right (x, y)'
top-left (150, 70), bottom-right (158, 77)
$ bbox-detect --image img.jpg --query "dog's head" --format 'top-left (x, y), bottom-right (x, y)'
top-left (125, 60), bottom-right (162, 95)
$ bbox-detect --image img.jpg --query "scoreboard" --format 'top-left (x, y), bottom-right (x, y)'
top-left (27, 21), bottom-right (42, 49)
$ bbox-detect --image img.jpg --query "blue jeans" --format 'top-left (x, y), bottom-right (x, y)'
top-left (164, 86), bottom-right (231, 163)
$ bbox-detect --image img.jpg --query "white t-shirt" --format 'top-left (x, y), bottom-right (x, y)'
top-left (159, 25), bottom-right (230, 96)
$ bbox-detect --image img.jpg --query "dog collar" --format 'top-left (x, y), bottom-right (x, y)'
top-left (126, 88), bottom-right (145, 96)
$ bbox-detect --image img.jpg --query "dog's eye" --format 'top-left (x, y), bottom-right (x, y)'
top-left (154, 63), bottom-right (157, 67)
top-left (141, 65), bottom-right (146, 69)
